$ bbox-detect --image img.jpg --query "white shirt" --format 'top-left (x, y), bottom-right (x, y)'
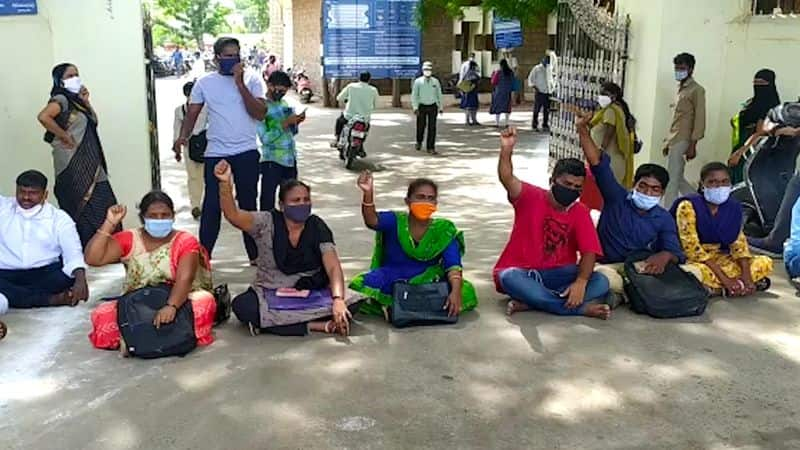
top-left (527, 63), bottom-right (554, 94)
top-left (0, 196), bottom-right (86, 276)
top-left (190, 71), bottom-right (265, 158)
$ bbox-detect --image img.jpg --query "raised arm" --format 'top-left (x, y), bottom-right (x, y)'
top-left (214, 160), bottom-right (255, 231)
top-left (575, 111), bottom-right (602, 166)
top-left (234, 63), bottom-right (267, 120)
top-left (84, 205), bottom-right (126, 267)
top-left (498, 127), bottom-right (523, 201)
top-left (357, 171), bottom-right (379, 229)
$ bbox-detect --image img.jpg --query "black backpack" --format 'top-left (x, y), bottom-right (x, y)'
top-left (390, 281), bottom-right (458, 328)
top-left (117, 285), bottom-right (197, 358)
top-left (623, 252), bottom-right (708, 319)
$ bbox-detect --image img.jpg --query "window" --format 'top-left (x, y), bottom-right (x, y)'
top-left (752, 0), bottom-right (800, 14)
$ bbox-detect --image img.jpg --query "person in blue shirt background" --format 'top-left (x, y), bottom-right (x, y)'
top-left (575, 111), bottom-right (700, 304)
top-left (258, 70), bottom-right (305, 212)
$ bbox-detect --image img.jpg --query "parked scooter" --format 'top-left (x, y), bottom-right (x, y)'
top-left (293, 69), bottom-right (314, 103)
top-left (337, 115), bottom-right (369, 170)
top-left (733, 102), bottom-right (800, 237)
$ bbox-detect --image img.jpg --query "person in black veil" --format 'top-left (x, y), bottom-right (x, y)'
top-left (37, 63), bottom-right (120, 247)
top-left (728, 69), bottom-right (781, 184)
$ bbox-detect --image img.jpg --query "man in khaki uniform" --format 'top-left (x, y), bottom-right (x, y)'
top-left (663, 52), bottom-right (706, 206)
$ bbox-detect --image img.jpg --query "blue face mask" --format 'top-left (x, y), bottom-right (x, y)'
top-left (144, 218), bottom-right (174, 238)
top-left (675, 70), bottom-right (689, 82)
top-left (703, 186), bottom-right (732, 205)
top-left (630, 190), bottom-right (661, 211)
top-left (218, 56), bottom-right (240, 76)
top-left (283, 204), bottom-right (312, 223)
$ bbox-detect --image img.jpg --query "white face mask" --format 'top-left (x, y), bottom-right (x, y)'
top-left (674, 70), bottom-right (689, 82)
top-left (423, 70), bottom-right (432, 77)
top-left (17, 203), bottom-right (43, 218)
top-left (597, 95), bottom-right (613, 108)
top-left (63, 76), bottom-right (82, 94)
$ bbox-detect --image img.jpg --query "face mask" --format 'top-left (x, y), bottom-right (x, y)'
top-left (144, 218), bottom-right (174, 238)
top-left (63, 77), bottom-right (81, 94)
top-left (630, 190), bottom-right (660, 211)
top-left (675, 70), bottom-right (689, 82)
top-left (283, 204), bottom-right (312, 223)
top-left (409, 202), bottom-right (437, 221)
top-left (597, 95), bottom-right (612, 108)
top-left (703, 186), bottom-right (732, 205)
top-left (16, 203), bottom-right (43, 218)
top-left (423, 70), bottom-right (433, 77)
top-left (218, 56), bottom-right (240, 76)
top-left (551, 183), bottom-right (581, 208)
top-left (270, 90), bottom-right (286, 102)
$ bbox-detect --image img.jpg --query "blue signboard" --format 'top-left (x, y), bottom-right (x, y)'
top-left (323, 0), bottom-right (421, 79)
top-left (0, 1), bottom-right (37, 15)
top-left (493, 16), bottom-right (523, 49)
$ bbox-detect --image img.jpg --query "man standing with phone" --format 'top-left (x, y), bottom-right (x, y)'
top-left (173, 37), bottom-right (266, 263)
top-left (258, 70), bottom-right (306, 211)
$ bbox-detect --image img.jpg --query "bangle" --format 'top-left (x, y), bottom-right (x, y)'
top-left (361, 202), bottom-right (375, 207)
top-left (332, 295), bottom-right (344, 301)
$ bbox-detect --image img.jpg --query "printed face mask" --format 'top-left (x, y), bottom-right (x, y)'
top-left (144, 218), bottom-right (174, 238)
top-left (409, 202), bottom-right (437, 220)
top-left (63, 77), bottom-right (82, 94)
top-left (551, 183), bottom-right (580, 208)
top-left (283, 204), bottom-right (312, 223)
top-left (630, 190), bottom-right (660, 211)
top-left (703, 186), bottom-right (732, 205)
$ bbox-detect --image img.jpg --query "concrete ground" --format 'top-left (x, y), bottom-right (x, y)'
top-left (2, 77), bottom-right (800, 450)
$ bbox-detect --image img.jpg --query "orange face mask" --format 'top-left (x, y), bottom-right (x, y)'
top-left (409, 202), bottom-right (437, 220)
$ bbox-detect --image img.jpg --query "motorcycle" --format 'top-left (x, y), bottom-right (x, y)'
top-left (293, 69), bottom-right (314, 104)
top-left (732, 102), bottom-right (800, 237)
top-left (337, 115), bottom-right (369, 170)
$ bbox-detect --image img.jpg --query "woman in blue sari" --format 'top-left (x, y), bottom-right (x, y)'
top-left (350, 171), bottom-right (477, 318)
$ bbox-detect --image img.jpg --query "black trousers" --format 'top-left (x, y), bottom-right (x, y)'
top-left (334, 113), bottom-right (348, 140)
top-left (232, 288), bottom-right (361, 336)
top-left (416, 104), bottom-right (438, 150)
top-left (259, 161), bottom-right (298, 212)
top-left (533, 92), bottom-right (551, 128)
top-left (0, 262), bottom-right (75, 308)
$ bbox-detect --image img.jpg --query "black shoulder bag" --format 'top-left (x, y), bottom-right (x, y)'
top-left (391, 281), bottom-right (458, 328)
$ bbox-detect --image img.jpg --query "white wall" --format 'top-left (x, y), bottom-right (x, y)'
top-left (0, 0), bottom-right (151, 226)
top-left (618, 0), bottom-right (800, 183)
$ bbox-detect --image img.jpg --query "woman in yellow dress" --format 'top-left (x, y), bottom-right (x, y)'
top-left (671, 162), bottom-right (772, 296)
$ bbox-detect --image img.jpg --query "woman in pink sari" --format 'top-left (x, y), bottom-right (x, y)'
top-left (84, 191), bottom-right (216, 350)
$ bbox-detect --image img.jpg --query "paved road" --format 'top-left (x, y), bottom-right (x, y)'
top-left (2, 76), bottom-right (800, 450)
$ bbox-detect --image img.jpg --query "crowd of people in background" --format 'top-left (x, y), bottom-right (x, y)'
top-left (1, 37), bottom-right (796, 352)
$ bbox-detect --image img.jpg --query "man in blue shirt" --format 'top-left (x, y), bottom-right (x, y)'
top-left (575, 113), bottom-right (698, 300)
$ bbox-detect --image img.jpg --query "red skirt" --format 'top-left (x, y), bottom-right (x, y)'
top-left (89, 290), bottom-right (216, 350)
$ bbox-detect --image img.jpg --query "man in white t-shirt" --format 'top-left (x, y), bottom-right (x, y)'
top-left (173, 37), bottom-right (266, 262)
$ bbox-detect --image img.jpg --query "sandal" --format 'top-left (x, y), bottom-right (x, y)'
top-left (248, 322), bottom-right (261, 337)
top-left (0, 321), bottom-right (6, 341)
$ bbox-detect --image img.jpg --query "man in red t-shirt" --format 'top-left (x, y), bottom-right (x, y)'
top-left (494, 128), bottom-right (611, 319)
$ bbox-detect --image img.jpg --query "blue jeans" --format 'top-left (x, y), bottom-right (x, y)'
top-left (499, 265), bottom-right (610, 316)
top-left (201, 150), bottom-right (260, 260)
top-left (786, 245), bottom-right (800, 279)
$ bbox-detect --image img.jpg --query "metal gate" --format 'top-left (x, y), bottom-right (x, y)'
top-left (142, 6), bottom-right (161, 190)
top-left (549, 0), bottom-right (629, 164)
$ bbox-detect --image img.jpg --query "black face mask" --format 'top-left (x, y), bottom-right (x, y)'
top-left (551, 182), bottom-right (580, 207)
top-left (270, 90), bottom-right (286, 102)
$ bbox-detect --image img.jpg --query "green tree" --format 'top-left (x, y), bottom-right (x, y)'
top-left (234, 0), bottom-right (270, 33)
top-left (416, 0), bottom-right (557, 28)
top-left (155, 0), bottom-right (232, 49)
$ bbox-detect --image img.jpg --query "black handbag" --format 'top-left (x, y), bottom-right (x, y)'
top-left (213, 283), bottom-right (231, 326)
top-left (116, 285), bottom-right (197, 359)
top-left (390, 281), bottom-right (458, 328)
top-left (623, 251), bottom-right (708, 319)
top-left (188, 130), bottom-right (207, 163)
